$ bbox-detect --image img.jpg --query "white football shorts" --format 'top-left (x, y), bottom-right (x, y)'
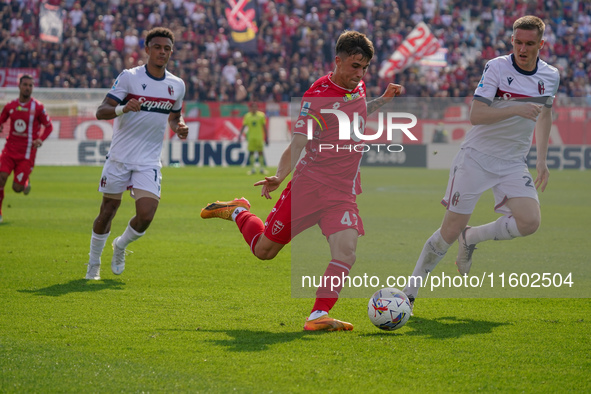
top-left (441, 147), bottom-right (539, 215)
top-left (98, 159), bottom-right (162, 198)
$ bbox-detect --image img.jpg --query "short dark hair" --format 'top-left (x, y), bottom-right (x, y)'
top-left (145, 27), bottom-right (175, 46)
top-left (335, 30), bottom-right (374, 62)
top-left (513, 16), bottom-right (545, 40)
top-left (19, 74), bottom-right (34, 84)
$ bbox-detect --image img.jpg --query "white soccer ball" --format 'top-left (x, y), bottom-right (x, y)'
top-left (368, 287), bottom-right (412, 331)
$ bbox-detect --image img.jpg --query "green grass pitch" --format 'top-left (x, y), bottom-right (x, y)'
top-left (1, 165), bottom-right (590, 392)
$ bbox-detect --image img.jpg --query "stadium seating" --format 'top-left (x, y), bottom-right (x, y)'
top-left (0, 1), bottom-right (589, 103)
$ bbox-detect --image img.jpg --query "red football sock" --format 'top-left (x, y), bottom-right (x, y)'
top-left (311, 260), bottom-right (352, 313)
top-left (235, 211), bottom-right (265, 254)
top-left (0, 187), bottom-right (4, 215)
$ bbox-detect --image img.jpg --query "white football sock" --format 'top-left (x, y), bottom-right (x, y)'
top-left (89, 231), bottom-right (110, 265)
top-left (232, 207), bottom-right (247, 221)
top-left (116, 221), bottom-right (144, 249)
top-left (468, 215), bottom-right (522, 244)
top-left (308, 310), bottom-right (328, 320)
top-left (403, 229), bottom-right (451, 299)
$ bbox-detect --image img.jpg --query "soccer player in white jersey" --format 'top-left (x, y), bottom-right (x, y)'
top-left (85, 27), bottom-right (188, 280)
top-left (403, 16), bottom-right (560, 311)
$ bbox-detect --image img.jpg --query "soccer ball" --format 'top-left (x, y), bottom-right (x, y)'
top-left (368, 287), bottom-right (412, 331)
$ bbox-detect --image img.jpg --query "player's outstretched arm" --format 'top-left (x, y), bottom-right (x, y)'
top-left (254, 133), bottom-right (307, 199)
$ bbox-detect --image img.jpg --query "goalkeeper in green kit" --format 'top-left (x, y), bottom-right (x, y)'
top-left (238, 101), bottom-right (268, 175)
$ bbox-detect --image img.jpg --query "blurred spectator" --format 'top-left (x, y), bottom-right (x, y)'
top-left (0, 0), bottom-right (588, 104)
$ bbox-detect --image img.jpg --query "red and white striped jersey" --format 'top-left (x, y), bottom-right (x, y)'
top-left (0, 97), bottom-right (52, 160)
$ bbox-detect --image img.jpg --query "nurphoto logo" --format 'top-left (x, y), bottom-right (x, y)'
top-left (306, 109), bottom-right (419, 152)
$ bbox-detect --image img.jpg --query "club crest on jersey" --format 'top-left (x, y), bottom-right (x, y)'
top-left (168, 85), bottom-right (174, 96)
top-left (272, 220), bottom-right (284, 235)
top-left (538, 80), bottom-right (545, 95)
top-left (451, 192), bottom-right (460, 206)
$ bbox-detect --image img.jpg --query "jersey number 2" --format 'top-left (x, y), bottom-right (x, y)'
top-left (523, 175), bottom-right (534, 188)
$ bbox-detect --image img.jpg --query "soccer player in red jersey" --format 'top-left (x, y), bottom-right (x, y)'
top-left (0, 74), bottom-right (53, 223)
top-left (202, 30), bottom-right (404, 331)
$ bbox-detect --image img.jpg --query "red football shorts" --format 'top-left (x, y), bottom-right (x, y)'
top-left (263, 174), bottom-right (365, 245)
top-left (0, 152), bottom-right (34, 186)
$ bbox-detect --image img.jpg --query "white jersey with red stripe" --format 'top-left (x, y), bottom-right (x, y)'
top-left (462, 54), bottom-right (560, 161)
top-left (292, 73), bottom-right (367, 195)
top-left (106, 65), bottom-right (185, 166)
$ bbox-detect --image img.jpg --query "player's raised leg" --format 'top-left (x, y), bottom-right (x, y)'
top-left (201, 197), bottom-right (286, 260)
top-left (200, 198), bottom-right (251, 220)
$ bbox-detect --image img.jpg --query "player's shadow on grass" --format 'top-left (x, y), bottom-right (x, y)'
top-left (402, 316), bottom-right (511, 339)
top-left (197, 329), bottom-right (319, 352)
top-left (18, 279), bottom-right (125, 297)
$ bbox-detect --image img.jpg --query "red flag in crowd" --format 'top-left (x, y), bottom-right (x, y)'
top-left (225, 0), bottom-right (259, 54)
top-left (379, 22), bottom-right (441, 79)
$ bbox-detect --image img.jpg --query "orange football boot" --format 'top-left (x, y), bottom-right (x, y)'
top-left (200, 198), bottom-right (250, 221)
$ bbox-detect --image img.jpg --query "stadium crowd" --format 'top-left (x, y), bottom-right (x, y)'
top-left (1, 0), bottom-right (590, 103)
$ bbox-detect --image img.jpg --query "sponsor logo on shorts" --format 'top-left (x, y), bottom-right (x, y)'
top-left (272, 220), bottom-right (284, 235)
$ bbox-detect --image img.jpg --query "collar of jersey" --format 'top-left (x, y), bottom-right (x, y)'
top-left (510, 54), bottom-right (539, 76)
top-left (327, 72), bottom-right (356, 92)
top-left (144, 65), bottom-right (166, 81)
